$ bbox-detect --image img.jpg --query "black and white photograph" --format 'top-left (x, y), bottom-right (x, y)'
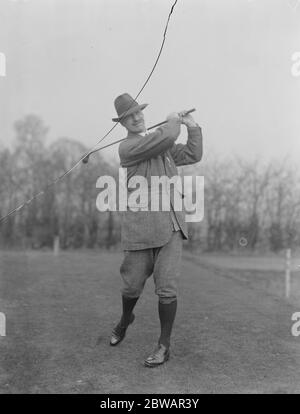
top-left (0, 0), bottom-right (300, 398)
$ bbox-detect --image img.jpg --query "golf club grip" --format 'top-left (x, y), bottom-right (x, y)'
top-left (147, 108), bottom-right (196, 130)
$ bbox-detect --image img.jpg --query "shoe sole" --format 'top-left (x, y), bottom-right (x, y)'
top-left (109, 314), bottom-right (135, 346)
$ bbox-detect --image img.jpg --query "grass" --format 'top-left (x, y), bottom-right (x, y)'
top-left (1, 249), bottom-right (300, 393)
top-left (183, 250), bottom-right (300, 306)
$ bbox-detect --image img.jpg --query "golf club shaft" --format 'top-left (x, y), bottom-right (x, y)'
top-left (82, 108), bottom-right (196, 163)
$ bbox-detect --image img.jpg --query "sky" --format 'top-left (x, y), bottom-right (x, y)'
top-left (0, 0), bottom-right (299, 163)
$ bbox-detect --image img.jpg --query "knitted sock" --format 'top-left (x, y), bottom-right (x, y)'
top-left (120, 295), bottom-right (139, 327)
top-left (158, 299), bottom-right (177, 349)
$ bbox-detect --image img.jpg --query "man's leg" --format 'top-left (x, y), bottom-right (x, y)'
top-left (110, 295), bottom-right (139, 346)
top-left (158, 297), bottom-right (177, 349)
top-left (120, 295), bottom-right (139, 327)
top-left (144, 231), bottom-right (183, 366)
top-left (110, 249), bottom-right (153, 346)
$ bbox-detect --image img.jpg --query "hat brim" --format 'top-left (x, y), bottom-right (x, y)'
top-left (112, 103), bottom-right (148, 122)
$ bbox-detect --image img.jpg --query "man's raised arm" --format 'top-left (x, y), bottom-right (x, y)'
top-left (169, 111), bottom-right (203, 166)
top-left (119, 118), bottom-right (181, 167)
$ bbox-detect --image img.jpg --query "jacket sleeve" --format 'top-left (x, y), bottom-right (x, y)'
top-left (119, 119), bottom-right (181, 167)
top-left (169, 125), bottom-right (203, 166)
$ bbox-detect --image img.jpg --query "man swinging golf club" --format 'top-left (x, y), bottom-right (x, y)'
top-left (110, 93), bottom-right (203, 367)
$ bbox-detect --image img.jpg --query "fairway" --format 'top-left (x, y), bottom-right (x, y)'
top-left (0, 250), bottom-right (300, 394)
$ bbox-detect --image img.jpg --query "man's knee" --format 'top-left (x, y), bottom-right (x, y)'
top-left (155, 280), bottom-right (177, 304)
top-left (158, 295), bottom-right (177, 305)
top-left (122, 286), bottom-right (144, 298)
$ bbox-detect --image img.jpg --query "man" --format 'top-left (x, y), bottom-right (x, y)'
top-left (110, 93), bottom-right (203, 367)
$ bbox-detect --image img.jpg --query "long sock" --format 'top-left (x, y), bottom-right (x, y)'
top-left (158, 299), bottom-right (177, 349)
top-left (120, 295), bottom-right (139, 327)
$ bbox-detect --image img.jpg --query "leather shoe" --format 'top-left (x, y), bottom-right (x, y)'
top-left (144, 343), bottom-right (170, 367)
top-left (110, 313), bottom-right (135, 346)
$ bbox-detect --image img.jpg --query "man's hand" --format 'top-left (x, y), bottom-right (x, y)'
top-left (165, 112), bottom-right (181, 140)
top-left (167, 111), bottom-right (197, 128)
top-left (178, 110), bottom-right (197, 128)
top-left (166, 112), bottom-right (181, 122)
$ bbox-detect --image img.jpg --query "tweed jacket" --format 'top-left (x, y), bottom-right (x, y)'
top-left (118, 119), bottom-right (203, 250)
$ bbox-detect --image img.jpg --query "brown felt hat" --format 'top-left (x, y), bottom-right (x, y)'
top-left (112, 93), bottom-right (148, 122)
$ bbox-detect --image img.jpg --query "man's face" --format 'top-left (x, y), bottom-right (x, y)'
top-left (121, 110), bottom-right (145, 134)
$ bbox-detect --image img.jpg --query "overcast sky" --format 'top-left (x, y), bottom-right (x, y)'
top-left (0, 0), bottom-right (299, 163)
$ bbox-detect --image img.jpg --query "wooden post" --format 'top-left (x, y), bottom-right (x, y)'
top-left (53, 235), bottom-right (60, 256)
top-left (285, 248), bottom-right (291, 299)
top-left (0, 312), bottom-right (6, 337)
top-left (0, 52), bottom-right (6, 77)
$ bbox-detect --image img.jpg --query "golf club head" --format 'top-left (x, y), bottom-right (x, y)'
top-left (82, 154), bottom-right (90, 164)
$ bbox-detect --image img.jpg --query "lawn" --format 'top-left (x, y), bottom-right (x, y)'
top-left (0, 249), bottom-right (300, 393)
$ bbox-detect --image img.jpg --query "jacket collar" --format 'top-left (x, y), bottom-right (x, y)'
top-left (127, 131), bottom-right (147, 139)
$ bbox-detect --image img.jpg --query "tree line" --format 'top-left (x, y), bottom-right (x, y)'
top-left (0, 114), bottom-right (299, 252)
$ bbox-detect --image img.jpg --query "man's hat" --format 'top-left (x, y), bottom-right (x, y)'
top-left (112, 93), bottom-right (148, 122)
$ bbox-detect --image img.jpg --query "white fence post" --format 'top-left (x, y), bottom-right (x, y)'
top-left (0, 52), bottom-right (6, 77)
top-left (0, 312), bottom-right (6, 336)
top-left (53, 235), bottom-right (60, 256)
top-left (285, 248), bottom-right (291, 299)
